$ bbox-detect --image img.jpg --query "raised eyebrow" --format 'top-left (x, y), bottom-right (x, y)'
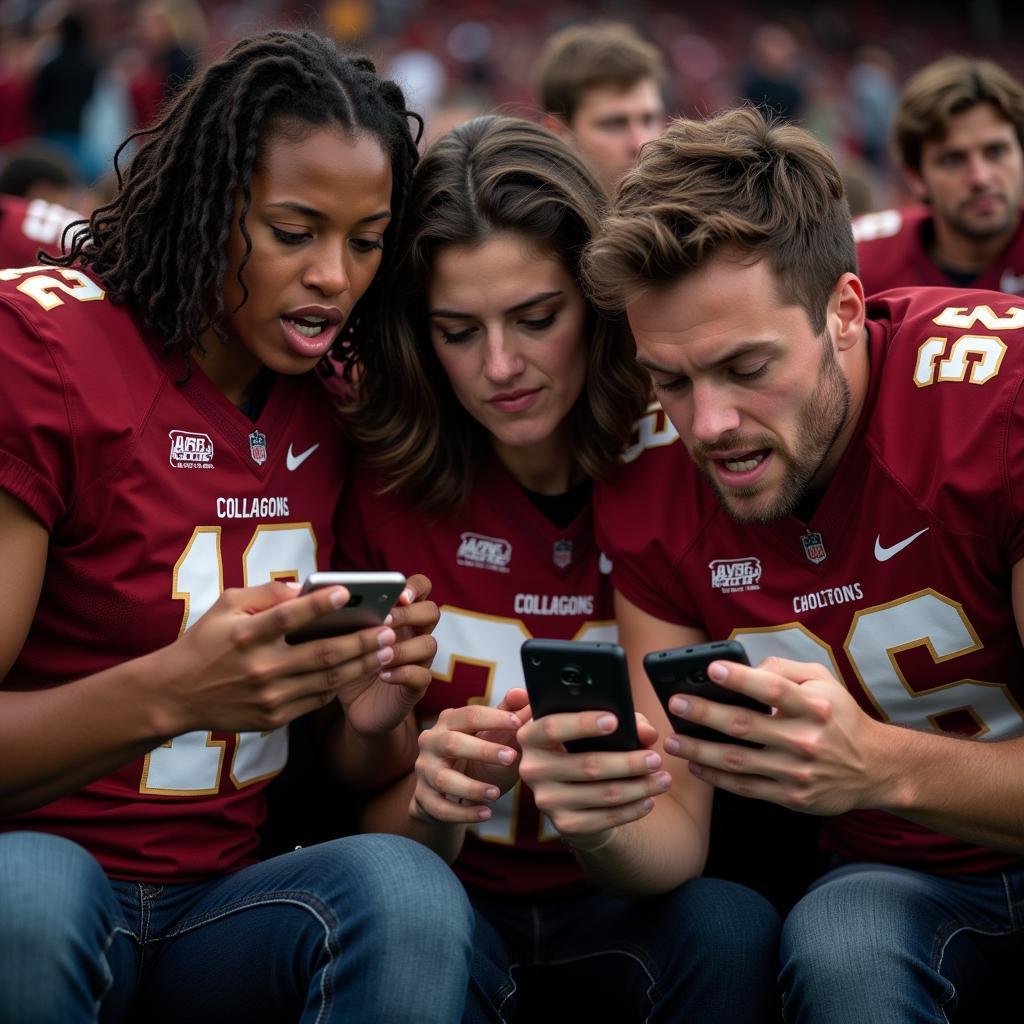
top-left (430, 290), bottom-right (563, 319)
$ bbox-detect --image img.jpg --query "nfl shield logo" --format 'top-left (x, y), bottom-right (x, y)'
top-left (248, 430), bottom-right (268, 466)
top-left (801, 530), bottom-right (827, 565)
top-left (552, 539), bottom-right (573, 569)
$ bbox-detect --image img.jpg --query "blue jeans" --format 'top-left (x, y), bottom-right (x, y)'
top-left (465, 877), bottom-right (782, 1023)
top-left (0, 831), bottom-right (474, 1023)
top-left (780, 859), bottom-right (1024, 1023)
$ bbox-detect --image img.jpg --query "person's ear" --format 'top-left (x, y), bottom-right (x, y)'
top-left (831, 272), bottom-right (866, 352)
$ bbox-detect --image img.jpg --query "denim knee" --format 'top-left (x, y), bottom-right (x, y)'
top-left (0, 832), bottom-right (127, 1021)
top-left (780, 865), bottom-right (956, 1024)
top-left (675, 876), bottom-right (782, 956)
top-left (329, 833), bottom-right (475, 948)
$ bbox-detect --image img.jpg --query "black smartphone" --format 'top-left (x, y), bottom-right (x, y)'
top-left (284, 571), bottom-right (407, 645)
top-left (521, 639), bottom-right (640, 753)
top-left (643, 640), bottom-right (769, 747)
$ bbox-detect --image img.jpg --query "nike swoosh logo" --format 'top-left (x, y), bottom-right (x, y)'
top-left (874, 527), bottom-right (929, 562)
top-left (286, 443), bottom-right (319, 471)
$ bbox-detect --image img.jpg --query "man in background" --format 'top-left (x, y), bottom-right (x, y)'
top-left (855, 56), bottom-right (1024, 296)
top-left (534, 22), bottom-right (666, 194)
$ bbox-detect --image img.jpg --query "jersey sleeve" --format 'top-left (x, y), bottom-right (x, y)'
top-left (594, 439), bottom-right (705, 629)
top-left (1003, 378), bottom-right (1024, 566)
top-left (0, 299), bottom-right (74, 527)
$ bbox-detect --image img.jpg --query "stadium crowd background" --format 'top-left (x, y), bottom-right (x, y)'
top-left (1, 0), bottom-right (1022, 217)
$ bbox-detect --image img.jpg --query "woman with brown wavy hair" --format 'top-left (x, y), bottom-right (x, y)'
top-left (338, 114), bottom-right (782, 1022)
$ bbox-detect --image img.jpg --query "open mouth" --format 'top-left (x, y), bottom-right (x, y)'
top-left (718, 449), bottom-right (770, 473)
top-left (285, 315), bottom-right (329, 338)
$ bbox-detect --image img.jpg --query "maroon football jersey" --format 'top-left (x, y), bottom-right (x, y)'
top-left (0, 194), bottom-right (82, 269)
top-left (596, 286), bottom-right (1024, 875)
top-left (855, 204), bottom-right (1024, 297)
top-left (0, 264), bottom-right (349, 881)
top-left (337, 454), bottom-right (615, 895)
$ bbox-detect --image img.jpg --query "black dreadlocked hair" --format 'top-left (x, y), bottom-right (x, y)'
top-left (44, 29), bottom-right (421, 377)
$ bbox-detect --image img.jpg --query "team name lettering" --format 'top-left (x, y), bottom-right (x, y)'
top-left (792, 582), bottom-right (864, 614)
top-left (709, 557), bottom-right (762, 593)
top-left (456, 532), bottom-right (512, 573)
top-left (216, 496), bottom-right (291, 519)
top-left (513, 593), bottom-right (595, 616)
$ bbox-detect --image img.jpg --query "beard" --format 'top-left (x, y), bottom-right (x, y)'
top-left (945, 190), bottom-right (1020, 241)
top-left (692, 335), bottom-right (851, 524)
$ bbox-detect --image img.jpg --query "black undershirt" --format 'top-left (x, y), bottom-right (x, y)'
top-left (520, 478), bottom-right (591, 528)
top-left (237, 368), bottom-right (276, 420)
top-left (922, 220), bottom-right (981, 288)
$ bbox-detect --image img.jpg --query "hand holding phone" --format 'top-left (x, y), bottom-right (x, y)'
top-left (521, 639), bottom-right (639, 752)
top-left (643, 640), bottom-right (770, 748)
top-left (284, 571), bottom-right (406, 645)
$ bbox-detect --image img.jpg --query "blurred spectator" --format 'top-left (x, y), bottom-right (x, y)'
top-left (846, 45), bottom-right (899, 172)
top-left (31, 9), bottom-right (98, 176)
top-left (855, 56), bottom-right (1024, 296)
top-left (0, 24), bottom-right (38, 147)
top-left (533, 21), bottom-right (666, 194)
top-left (386, 41), bottom-right (447, 137)
top-left (740, 22), bottom-right (805, 122)
top-left (129, 0), bottom-right (204, 130)
top-left (419, 88), bottom-right (489, 151)
top-left (0, 139), bottom-right (76, 206)
top-left (838, 157), bottom-right (877, 217)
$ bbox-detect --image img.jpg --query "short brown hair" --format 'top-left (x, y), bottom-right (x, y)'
top-left (535, 22), bottom-right (665, 124)
top-left (350, 115), bottom-right (649, 513)
top-left (894, 56), bottom-right (1024, 174)
top-left (583, 106), bottom-right (856, 333)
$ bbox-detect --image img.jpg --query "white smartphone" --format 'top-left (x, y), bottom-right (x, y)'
top-left (284, 571), bottom-right (407, 645)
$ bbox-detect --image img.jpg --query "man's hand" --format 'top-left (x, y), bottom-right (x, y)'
top-left (663, 655), bottom-right (891, 815)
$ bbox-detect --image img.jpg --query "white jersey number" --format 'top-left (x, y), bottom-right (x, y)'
top-left (430, 607), bottom-right (616, 844)
top-left (0, 265), bottom-right (104, 310)
top-left (140, 524), bottom-right (317, 795)
top-left (913, 304), bottom-right (1024, 387)
top-left (734, 589), bottom-right (1023, 739)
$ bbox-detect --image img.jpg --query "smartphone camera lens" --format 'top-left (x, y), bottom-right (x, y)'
top-left (347, 593), bottom-right (364, 607)
top-left (530, 655), bottom-right (542, 668)
top-left (560, 664), bottom-right (584, 688)
top-left (690, 668), bottom-right (706, 684)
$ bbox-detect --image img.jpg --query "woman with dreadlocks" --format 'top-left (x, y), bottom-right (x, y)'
top-left (0, 29), bottom-right (473, 1024)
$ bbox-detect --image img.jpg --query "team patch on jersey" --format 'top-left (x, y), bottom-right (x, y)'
top-left (169, 430), bottom-right (214, 469)
top-left (709, 557), bottom-right (762, 593)
top-left (457, 532), bottom-right (512, 573)
top-left (798, 532), bottom-right (823, 565)
top-left (801, 530), bottom-right (827, 564)
top-left (553, 539), bottom-right (573, 569)
top-left (248, 430), bottom-right (268, 466)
